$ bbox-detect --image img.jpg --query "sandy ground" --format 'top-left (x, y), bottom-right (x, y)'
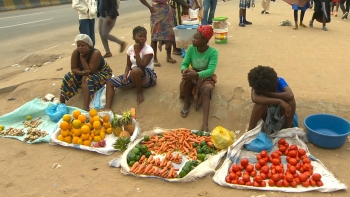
top-left (1, 1), bottom-right (350, 196)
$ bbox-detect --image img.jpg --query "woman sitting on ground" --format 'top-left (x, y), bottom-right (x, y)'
top-left (180, 25), bottom-right (218, 132)
top-left (105, 26), bottom-right (157, 108)
top-left (60, 34), bottom-right (112, 111)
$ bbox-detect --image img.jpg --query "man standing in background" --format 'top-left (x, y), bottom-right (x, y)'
top-left (72, 0), bottom-right (97, 46)
top-left (202, 0), bottom-right (217, 25)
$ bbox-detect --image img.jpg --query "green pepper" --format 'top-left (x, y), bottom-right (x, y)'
top-left (193, 142), bottom-right (198, 148)
top-left (131, 148), bottom-right (140, 154)
top-left (135, 154), bottom-right (141, 161)
top-left (196, 146), bottom-right (202, 154)
top-left (128, 160), bottom-right (135, 167)
top-left (143, 135), bottom-right (150, 141)
top-left (204, 132), bottom-right (211, 137)
top-left (200, 140), bottom-right (207, 147)
top-left (145, 150), bottom-right (152, 158)
top-left (140, 145), bottom-right (148, 154)
top-left (135, 144), bottom-right (141, 149)
top-left (197, 153), bottom-right (206, 162)
top-left (179, 170), bottom-right (187, 178)
top-left (197, 130), bottom-right (203, 136)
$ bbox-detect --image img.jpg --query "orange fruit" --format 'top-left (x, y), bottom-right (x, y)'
top-left (106, 128), bottom-right (112, 134)
top-left (89, 108), bottom-right (98, 117)
top-left (93, 121), bottom-right (101, 130)
top-left (57, 135), bottom-right (64, 141)
top-left (63, 114), bottom-right (72, 122)
top-left (100, 131), bottom-right (106, 139)
top-left (77, 138), bottom-right (83, 145)
top-left (73, 128), bottom-right (82, 137)
top-left (90, 132), bottom-right (95, 139)
top-left (103, 122), bottom-right (111, 129)
top-left (93, 129), bottom-right (100, 136)
top-left (89, 117), bottom-right (94, 124)
top-left (92, 116), bottom-right (100, 123)
top-left (72, 119), bottom-right (82, 129)
top-left (61, 129), bottom-right (69, 137)
top-left (81, 125), bottom-right (90, 134)
top-left (72, 110), bottom-right (81, 119)
top-left (64, 136), bottom-right (72, 143)
top-left (89, 136), bottom-right (92, 141)
top-left (83, 140), bottom-right (91, 146)
top-left (72, 136), bottom-right (79, 144)
top-left (85, 122), bottom-right (93, 130)
top-left (81, 133), bottom-right (90, 140)
top-left (60, 121), bottom-right (69, 130)
top-left (78, 114), bottom-right (87, 123)
top-left (93, 136), bottom-right (102, 142)
top-left (102, 115), bottom-right (110, 122)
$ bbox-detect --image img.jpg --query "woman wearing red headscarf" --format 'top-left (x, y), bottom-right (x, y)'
top-left (179, 25), bottom-right (218, 132)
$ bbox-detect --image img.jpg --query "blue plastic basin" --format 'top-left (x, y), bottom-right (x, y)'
top-left (304, 114), bottom-right (350, 149)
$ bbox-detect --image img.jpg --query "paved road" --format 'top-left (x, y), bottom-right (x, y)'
top-left (0, 0), bottom-right (150, 71)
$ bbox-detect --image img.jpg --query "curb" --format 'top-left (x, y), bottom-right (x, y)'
top-left (0, 0), bottom-right (71, 12)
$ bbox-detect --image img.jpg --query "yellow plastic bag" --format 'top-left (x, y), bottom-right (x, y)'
top-left (211, 126), bottom-right (235, 150)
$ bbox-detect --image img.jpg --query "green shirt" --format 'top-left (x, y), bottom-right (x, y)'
top-left (180, 45), bottom-right (218, 78)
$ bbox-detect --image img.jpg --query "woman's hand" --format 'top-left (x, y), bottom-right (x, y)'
top-left (182, 69), bottom-right (198, 80)
top-left (122, 76), bottom-right (128, 84)
top-left (280, 101), bottom-right (292, 116)
top-left (149, 7), bottom-right (155, 13)
top-left (80, 70), bottom-right (90, 76)
top-left (134, 43), bottom-right (141, 54)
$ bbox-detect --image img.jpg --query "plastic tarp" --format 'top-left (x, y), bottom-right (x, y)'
top-left (109, 128), bottom-right (227, 182)
top-left (0, 98), bottom-right (82, 143)
top-left (50, 111), bottom-right (140, 155)
top-left (213, 121), bottom-right (348, 192)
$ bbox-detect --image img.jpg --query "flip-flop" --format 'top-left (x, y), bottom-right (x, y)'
top-left (154, 61), bottom-right (161, 67)
top-left (120, 42), bottom-right (127, 53)
top-left (166, 58), bottom-right (177, 64)
top-left (103, 53), bottom-right (112, 58)
top-left (172, 51), bottom-right (182, 55)
top-left (181, 109), bottom-right (189, 118)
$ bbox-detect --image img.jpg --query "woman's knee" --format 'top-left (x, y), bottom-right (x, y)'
top-left (130, 67), bottom-right (144, 77)
top-left (201, 87), bottom-right (211, 97)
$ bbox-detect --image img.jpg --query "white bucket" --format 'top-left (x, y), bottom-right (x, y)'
top-left (189, 9), bottom-right (199, 20)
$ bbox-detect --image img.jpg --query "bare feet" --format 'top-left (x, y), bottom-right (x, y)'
top-left (201, 124), bottom-right (209, 132)
top-left (181, 101), bottom-right (191, 118)
top-left (137, 90), bottom-right (145, 104)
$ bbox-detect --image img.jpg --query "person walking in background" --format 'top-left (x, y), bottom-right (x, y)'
top-left (72, 0), bottom-right (97, 46)
top-left (340, 0), bottom-right (350, 19)
top-left (239, 0), bottom-right (254, 27)
top-left (283, 0), bottom-right (310, 30)
top-left (202, 0), bottom-right (217, 25)
top-left (98, 0), bottom-right (128, 58)
top-left (331, 0), bottom-right (340, 16)
top-left (261, 0), bottom-right (271, 14)
top-left (309, 0), bottom-right (331, 30)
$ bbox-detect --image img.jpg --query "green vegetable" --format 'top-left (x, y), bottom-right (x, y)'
top-left (135, 144), bottom-right (141, 149)
top-left (204, 132), bottom-right (211, 137)
top-left (193, 142), bottom-right (198, 148)
top-left (128, 160), bottom-right (135, 167)
top-left (197, 130), bottom-right (203, 136)
top-left (135, 154), bottom-right (141, 161)
top-left (200, 140), bottom-right (207, 147)
top-left (113, 137), bottom-right (130, 151)
top-left (127, 152), bottom-right (136, 161)
top-left (179, 170), bottom-right (187, 178)
top-left (145, 150), bottom-right (152, 158)
top-left (143, 135), bottom-right (150, 141)
top-left (197, 153), bottom-right (206, 162)
top-left (140, 145), bottom-right (148, 154)
top-left (196, 146), bottom-right (202, 154)
top-left (132, 148), bottom-right (140, 154)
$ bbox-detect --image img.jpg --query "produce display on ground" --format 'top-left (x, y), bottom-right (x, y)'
top-left (112, 128), bottom-right (227, 182)
top-left (0, 98), bottom-right (81, 143)
top-left (213, 122), bottom-right (347, 192)
top-left (50, 109), bottom-right (140, 155)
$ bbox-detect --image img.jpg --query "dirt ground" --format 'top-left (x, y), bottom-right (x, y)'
top-left (0, 0), bottom-right (350, 196)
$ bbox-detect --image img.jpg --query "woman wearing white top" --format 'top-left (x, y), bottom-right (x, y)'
top-left (105, 26), bottom-right (157, 107)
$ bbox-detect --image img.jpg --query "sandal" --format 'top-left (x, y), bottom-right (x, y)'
top-left (103, 53), bottom-right (112, 58)
top-left (120, 42), bottom-right (128, 53)
top-left (172, 51), bottom-right (182, 55)
top-left (181, 109), bottom-right (189, 118)
top-left (154, 60), bottom-right (161, 67)
top-left (166, 58), bottom-right (177, 64)
top-left (309, 20), bottom-right (313, 28)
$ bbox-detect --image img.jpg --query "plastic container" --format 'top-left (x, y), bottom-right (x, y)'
top-left (212, 17), bottom-right (228, 29)
top-left (182, 20), bottom-right (199, 25)
top-left (181, 15), bottom-right (190, 23)
top-left (304, 114), bottom-right (350, 149)
top-left (214, 28), bottom-right (228, 44)
top-left (189, 8), bottom-right (199, 20)
top-left (173, 25), bottom-right (199, 49)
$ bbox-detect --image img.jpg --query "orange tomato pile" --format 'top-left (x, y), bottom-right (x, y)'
top-left (225, 138), bottom-right (323, 188)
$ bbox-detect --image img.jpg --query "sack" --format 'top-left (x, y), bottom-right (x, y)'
top-left (211, 126), bottom-right (235, 150)
top-left (116, 0), bottom-right (120, 9)
top-left (89, 0), bottom-right (98, 17)
top-left (89, 86), bottom-right (106, 110)
top-left (244, 132), bottom-right (273, 153)
top-left (45, 103), bottom-right (68, 123)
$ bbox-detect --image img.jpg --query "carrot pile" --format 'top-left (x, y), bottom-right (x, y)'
top-left (141, 128), bottom-right (213, 160)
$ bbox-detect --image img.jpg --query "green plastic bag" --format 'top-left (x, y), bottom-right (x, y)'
top-left (211, 126), bottom-right (235, 150)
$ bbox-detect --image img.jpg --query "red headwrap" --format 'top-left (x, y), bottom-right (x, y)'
top-left (197, 25), bottom-right (214, 41)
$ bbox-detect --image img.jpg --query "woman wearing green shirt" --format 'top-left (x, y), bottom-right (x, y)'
top-left (179, 25), bottom-right (218, 132)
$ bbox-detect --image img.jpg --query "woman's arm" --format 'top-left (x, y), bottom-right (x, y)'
top-left (251, 89), bottom-right (284, 105)
top-left (197, 49), bottom-right (218, 78)
top-left (134, 43), bottom-right (153, 68)
top-left (124, 55), bottom-right (132, 77)
top-left (71, 49), bottom-right (85, 75)
top-left (139, 0), bottom-right (154, 12)
top-left (81, 50), bottom-right (102, 74)
top-left (264, 86), bottom-right (294, 102)
top-left (172, 0), bottom-right (190, 8)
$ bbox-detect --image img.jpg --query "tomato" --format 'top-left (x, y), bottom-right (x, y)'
top-left (240, 158), bottom-right (249, 167)
top-left (271, 174), bottom-right (280, 182)
top-left (229, 173), bottom-right (237, 180)
top-left (299, 173), bottom-right (308, 182)
top-left (260, 172), bottom-right (267, 180)
top-left (303, 163), bottom-right (311, 170)
top-left (303, 171), bottom-right (311, 178)
top-left (301, 155), bottom-right (308, 160)
top-left (271, 152), bottom-right (279, 158)
top-left (283, 179), bottom-right (290, 187)
top-left (256, 154), bottom-right (262, 160)
top-left (279, 145), bottom-right (286, 152)
top-left (284, 150), bottom-right (289, 156)
top-left (243, 171), bottom-right (250, 176)
top-left (231, 164), bottom-right (240, 172)
top-left (255, 163), bottom-right (261, 170)
top-left (235, 170), bottom-right (242, 177)
top-left (250, 170), bottom-right (257, 177)
top-left (238, 178), bottom-right (245, 185)
top-left (303, 158), bottom-right (311, 164)
top-left (285, 174), bottom-right (294, 182)
top-left (279, 173), bottom-right (284, 180)
top-left (246, 164), bottom-right (254, 172)
top-left (290, 180), bottom-right (297, 188)
top-left (229, 168), bottom-right (233, 174)
top-left (258, 159), bottom-right (266, 166)
top-left (245, 181), bottom-right (252, 186)
top-left (253, 181), bottom-right (260, 187)
top-left (243, 174), bottom-right (250, 182)
top-left (317, 180), bottom-right (323, 187)
top-left (231, 179), bottom-right (238, 184)
top-left (276, 180), bottom-right (284, 187)
top-left (261, 150), bottom-right (268, 158)
top-left (289, 158), bottom-right (297, 166)
top-left (284, 142), bottom-right (289, 148)
top-left (271, 167), bottom-right (276, 174)
top-left (239, 164), bottom-right (245, 171)
top-left (276, 150), bottom-right (283, 156)
top-left (294, 177), bottom-right (300, 185)
top-left (296, 163), bottom-right (301, 170)
top-left (254, 175), bottom-right (263, 183)
top-left (225, 175), bottom-right (231, 183)
top-left (278, 138), bottom-right (286, 145)
top-left (260, 181), bottom-right (266, 187)
top-left (275, 165), bottom-right (283, 173)
top-left (268, 179), bottom-right (275, 186)
top-left (261, 165), bottom-right (269, 174)
top-left (302, 181), bottom-right (310, 187)
top-left (289, 166), bottom-right (297, 174)
top-left (286, 157), bottom-right (291, 164)
top-left (298, 148), bottom-right (306, 156)
top-left (289, 144), bottom-right (298, 150)
top-left (309, 179), bottom-right (317, 187)
top-left (293, 173), bottom-right (299, 178)
top-left (264, 157), bottom-right (269, 163)
top-left (267, 171), bottom-right (272, 179)
top-left (272, 158), bottom-right (280, 165)
top-left (288, 150), bottom-right (297, 158)
top-left (312, 173), bottom-right (321, 181)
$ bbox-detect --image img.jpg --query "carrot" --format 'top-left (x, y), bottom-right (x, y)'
top-left (146, 143), bottom-right (154, 148)
top-left (144, 164), bottom-right (153, 174)
top-left (179, 135), bottom-right (184, 144)
top-left (155, 157), bottom-right (160, 166)
top-left (174, 168), bottom-right (179, 171)
top-left (167, 167), bottom-right (174, 178)
top-left (166, 151), bottom-right (173, 159)
top-left (183, 140), bottom-right (191, 149)
top-left (135, 163), bottom-right (146, 174)
top-left (130, 162), bottom-right (140, 172)
top-left (160, 158), bottom-right (167, 167)
top-left (183, 146), bottom-right (189, 153)
top-left (147, 155), bottom-right (154, 163)
top-left (207, 141), bottom-right (213, 147)
top-left (160, 167), bottom-right (167, 175)
top-left (166, 161), bottom-right (172, 169)
top-left (139, 155), bottom-right (146, 162)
